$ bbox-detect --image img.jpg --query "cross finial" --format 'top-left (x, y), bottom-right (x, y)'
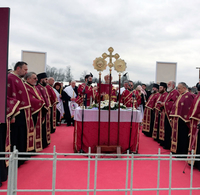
top-left (102, 47), bottom-right (120, 68)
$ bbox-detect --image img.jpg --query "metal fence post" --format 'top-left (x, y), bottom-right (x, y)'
top-left (87, 147), bottom-right (91, 195)
top-left (130, 153), bottom-right (134, 195)
top-left (125, 150), bottom-right (130, 195)
top-left (157, 148), bottom-right (161, 195)
top-left (7, 152), bottom-right (13, 195)
top-left (13, 148), bottom-right (18, 195)
top-left (93, 154), bottom-right (98, 195)
top-left (190, 150), bottom-right (194, 195)
top-left (52, 146), bottom-right (57, 195)
top-left (168, 152), bottom-right (172, 195)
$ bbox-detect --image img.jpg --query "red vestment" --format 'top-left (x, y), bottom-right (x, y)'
top-left (120, 89), bottom-right (140, 108)
top-left (36, 83), bottom-right (51, 144)
top-left (75, 83), bottom-right (95, 106)
top-left (46, 84), bottom-right (58, 130)
top-left (96, 84), bottom-right (117, 103)
top-left (152, 91), bottom-right (168, 139)
top-left (186, 92), bottom-right (200, 158)
top-left (142, 92), bottom-right (160, 133)
top-left (25, 82), bottom-right (45, 152)
top-left (164, 89), bottom-right (179, 121)
top-left (7, 73), bottom-right (34, 151)
top-left (170, 92), bottom-right (194, 153)
top-left (5, 97), bottom-right (20, 166)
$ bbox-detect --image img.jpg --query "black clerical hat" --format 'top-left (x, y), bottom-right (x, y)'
top-left (85, 72), bottom-right (93, 80)
top-left (37, 72), bottom-right (47, 82)
top-left (153, 83), bottom-right (159, 89)
top-left (160, 82), bottom-right (167, 89)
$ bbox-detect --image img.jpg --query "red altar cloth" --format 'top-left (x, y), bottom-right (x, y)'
top-left (73, 121), bottom-right (140, 153)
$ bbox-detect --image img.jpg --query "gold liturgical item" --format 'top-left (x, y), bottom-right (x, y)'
top-left (93, 57), bottom-right (107, 72)
top-left (114, 59), bottom-right (127, 73)
top-left (93, 47), bottom-right (126, 155)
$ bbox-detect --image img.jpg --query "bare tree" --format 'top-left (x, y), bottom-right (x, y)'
top-left (8, 62), bottom-right (16, 70)
top-left (80, 70), bottom-right (87, 82)
top-left (57, 68), bottom-right (65, 81)
top-left (65, 66), bottom-right (73, 82)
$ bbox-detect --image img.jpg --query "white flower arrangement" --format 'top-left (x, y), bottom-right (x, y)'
top-left (88, 100), bottom-right (126, 110)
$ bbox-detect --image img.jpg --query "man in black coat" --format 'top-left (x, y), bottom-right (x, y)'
top-left (63, 81), bottom-right (78, 126)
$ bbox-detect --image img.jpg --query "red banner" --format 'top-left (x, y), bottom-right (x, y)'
top-left (0, 8), bottom-right (10, 123)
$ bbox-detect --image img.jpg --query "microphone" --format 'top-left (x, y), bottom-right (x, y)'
top-left (123, 72), bottom-right (128, 77)
top-left (82, 81), bottom-right (88, 93)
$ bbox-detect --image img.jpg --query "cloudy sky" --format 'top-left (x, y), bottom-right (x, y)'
top-left (1, 0), bottom-right (200, 87)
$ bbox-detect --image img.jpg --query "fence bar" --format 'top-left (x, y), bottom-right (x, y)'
top-left (7, 152), bottom-right (13, 195)
top-left (130, 153), bottom-right (134, 195)
top-left (93, 154), bottom-right (98, 195)
top-left (52, 146), bottom-right (57, 195)
top-left (169, 152), bottom-right (172, 195)
top-left (87, 147), bottom-right (91, 195)
top-left (13, 148), bottom-right (18, 195)
top-left (157, 148), bottom-right (161, 195)
top-left (5, 187), bottom-right (200, 193)
top-left (125, 150), bottom-right (130, 195)
top-left (1, 148), bottom-right (200, 194)
top-left (190, 150), bottom-right (194, 195)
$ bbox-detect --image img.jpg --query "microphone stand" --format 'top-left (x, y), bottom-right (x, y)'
top-left (80, 83), bottom-right (87, 153)
top-left (127, 93), bottom-right (136, 153)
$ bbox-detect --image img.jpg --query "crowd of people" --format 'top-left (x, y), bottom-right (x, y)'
top-left (1, 61), bottom-right (200, 187)
top-left (142, 81), bottom-right (200, 172)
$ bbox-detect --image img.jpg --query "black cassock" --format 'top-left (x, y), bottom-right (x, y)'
top-left (62, 86), bottom-right (78, 126)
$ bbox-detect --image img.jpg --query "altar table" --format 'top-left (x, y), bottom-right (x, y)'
top-left (73, 108), bottom-right (142, 153)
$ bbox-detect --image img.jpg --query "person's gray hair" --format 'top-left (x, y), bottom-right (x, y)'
top-left (48, 77), bottom-right (54, 81)
top-left (178, 82), bottom-right (188, 88)
top-left (169, 80), bottom-right (176, 88)
top-left (71, 80), bottom-right (76, 84)
top-left (124, 80), bottom-right (129, 83)
top-left (24, 72), bottom-right (36, 80)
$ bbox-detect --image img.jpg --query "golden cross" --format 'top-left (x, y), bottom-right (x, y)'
top-left (196, 67), bottom-right (200, 80)
top-left (102, 47), bottom-right (120, 68)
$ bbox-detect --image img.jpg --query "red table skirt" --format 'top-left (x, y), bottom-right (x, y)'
top-left (73, 121), bottom-right (140, 153)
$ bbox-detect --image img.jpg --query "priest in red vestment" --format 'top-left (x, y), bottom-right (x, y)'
top-left (0, 97), bottom-right (20, 186)
top-left (162, 81), bottom-right (179, 149)
top-left (36, 72), bottom-right (51, 148)
top-left (152, 82), bottom-right (168, 143)
top-left (24, 72), bottom-right (45, 152)
top-left (102, 74), bottom-right (117, 102)
top-left (47, 77), bottom-right (58, 133)
top-left (142, 83), bottom-right (160, 137)
top-left (75, 73), bottom-right (96, 107)
top-left (186, 82), bottom-right (200, 170)
top-left (170, 82), bottom-right (194, 155)
top-left (7, 61), bottom-right (34, 166)
top-left (120, 81), bottom-right (140, 108)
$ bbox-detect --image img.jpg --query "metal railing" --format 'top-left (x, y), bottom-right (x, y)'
top-left (0, 147), bottom-right (200, 195)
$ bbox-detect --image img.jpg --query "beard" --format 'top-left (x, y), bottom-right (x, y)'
top-left (87, 81), bottom-right (92, 85)
top-left (151, 89), bottom-right (156, 94)
top-left (167, 86), bottom-right (173, 92)
top-left (128, 88), bottom-right (133, 91)
top-left (42, 81), bottom-right (47, 86)
top-left (159, 89), bottom-right (164, 94)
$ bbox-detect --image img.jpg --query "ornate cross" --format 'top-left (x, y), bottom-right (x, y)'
top-left (102, 47), bottom-right (120, 68)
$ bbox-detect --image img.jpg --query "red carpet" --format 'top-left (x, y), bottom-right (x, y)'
top-left (1, 124), bottom-right (200, 195)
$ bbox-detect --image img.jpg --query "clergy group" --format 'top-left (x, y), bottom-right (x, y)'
top-left (1, 60), bottom-right (200, 187)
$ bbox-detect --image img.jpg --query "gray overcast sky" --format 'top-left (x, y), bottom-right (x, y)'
top-left (1, 0), bottom-right (200, 87)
